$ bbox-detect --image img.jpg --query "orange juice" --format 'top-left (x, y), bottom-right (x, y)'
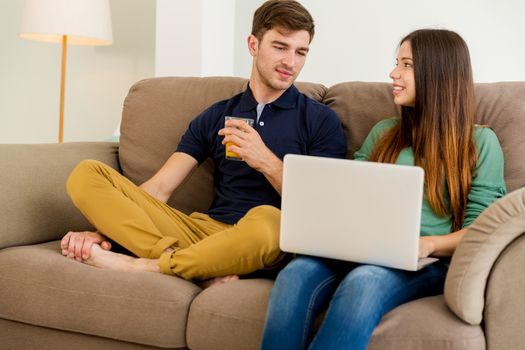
top-left (224, 116), bottom-right (254, 161)
top-left (225, 141), bottom-right (241, 160)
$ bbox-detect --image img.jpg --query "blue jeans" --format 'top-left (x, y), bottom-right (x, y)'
top-left (260, 256), bottom-right (448, 350)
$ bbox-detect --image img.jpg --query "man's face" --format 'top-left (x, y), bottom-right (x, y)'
top-left (248, 27), bottom-right (310, 93)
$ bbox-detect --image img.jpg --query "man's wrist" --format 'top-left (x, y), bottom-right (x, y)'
top-left (260, 152), bottom-right (282, 177)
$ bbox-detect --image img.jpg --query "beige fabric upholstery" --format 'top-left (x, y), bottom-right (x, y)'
top-left (474, 83), bottom-right (525, 192)
top-left (445, 187), bottom-right (525, 325)
top-left (0, 142), bottom-right (119, 249)
top-left (484, 234), bottom-right (525, 350)
top-left (369, 296), bottom-right (485, 350)
top-left (185, 283), bottom-right (485, 350)
top-left (0, 318), bottom-right (170, 350)
top-left (186, 279), bottom-right (274, 350)
top-left (0, 241), bottom-right (200, 348)
top-left (323, 82), bottom-right (399, 158)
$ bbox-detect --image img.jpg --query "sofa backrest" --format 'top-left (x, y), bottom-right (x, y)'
top-left (474, 83), bottom-right (525, 192)
top-left (324, 82), bottom-right (399, 159)
top-left (119, 77), bottom-right (525, 214)
top-left (119, 77), bottom-right (327, 214)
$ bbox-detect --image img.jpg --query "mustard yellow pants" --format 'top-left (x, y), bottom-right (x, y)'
top-left (66, 159), bottom-right (285, 281)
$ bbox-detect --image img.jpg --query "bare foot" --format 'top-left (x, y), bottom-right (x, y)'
top-left (198, 275), bottom-right (240, 289)
top-left (84, 244), bottom-right (160, 273)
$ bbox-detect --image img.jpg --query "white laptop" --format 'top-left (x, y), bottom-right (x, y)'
top-left (280, 154), bottom-right (438, 271)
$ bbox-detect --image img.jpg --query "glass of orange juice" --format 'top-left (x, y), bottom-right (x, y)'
top-left (225, 116), bottom-right (255, 161)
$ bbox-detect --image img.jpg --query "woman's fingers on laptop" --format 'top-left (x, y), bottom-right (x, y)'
top-left (418, 237), bottom-right (435, 258)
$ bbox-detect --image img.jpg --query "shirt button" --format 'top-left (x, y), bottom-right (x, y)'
top-left (259, 121), bottom-right (265, 126)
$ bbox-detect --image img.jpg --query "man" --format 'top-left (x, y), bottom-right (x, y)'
top-left (61, 0), bottom-right (347, 287)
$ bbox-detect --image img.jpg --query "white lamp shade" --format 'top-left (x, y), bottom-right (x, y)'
top-left (20, 0), bottom-right (113, 46)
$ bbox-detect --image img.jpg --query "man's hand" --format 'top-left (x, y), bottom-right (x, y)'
top-left (418, 236), bottom-right (436, 258)
top-left (61, 231), bottom-right (112, 261)
top-left (219, 118), bottom-right (279, 170)
top-left (140, 180), bottom-right (169, 203)
top-left (218, 119), bottom-right (283, 193)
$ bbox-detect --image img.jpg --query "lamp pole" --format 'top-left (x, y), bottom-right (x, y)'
top-left (20, 0), bottom-right (112, 143)
top-left (59, 35), bottom-right (67, 143)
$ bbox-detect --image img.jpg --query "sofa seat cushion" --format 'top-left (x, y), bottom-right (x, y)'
top-left (186, 278), bottom-right (274, 350)
top-left (369, 296), bottom-right (485, 350)
top-left (0, 241), bottom-right (201, 348)
top-left (185, 278), bottom-right (484, 350)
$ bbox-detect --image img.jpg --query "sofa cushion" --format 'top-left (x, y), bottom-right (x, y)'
top-left (0, 318), bottom-right (160, 350)
top-left (369, 296), bottom-right (485, 350)
top-left (119, 77), bottom-right (327, 216)
top-left (0, 142), bottom-right (119, 249)
top-left (474, 83), bottom-right (525, 192)
top-left (185, 278), bottom-right (483, 350)
top-left (323, 82), bottom-right (399, 160)
top-left (0, 241), bottom-right (201, 348)
top-left (483, 233), bottom-right (525, 350)
top-left (186, 278), bottom-right (274, 350)
top-left (445, 187), bottom-right (525, 325)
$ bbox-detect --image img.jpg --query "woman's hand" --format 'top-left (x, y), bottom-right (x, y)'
top-left (418, 236), bottom-right (436, 258)
top-left (418, 228), bottom-right (469, 258)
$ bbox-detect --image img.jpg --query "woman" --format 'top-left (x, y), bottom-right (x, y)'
top-left (260, 29), bottom-right (507, 350)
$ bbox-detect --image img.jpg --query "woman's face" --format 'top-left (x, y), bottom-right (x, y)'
top-left (389, 41), bottom-right (416, 107)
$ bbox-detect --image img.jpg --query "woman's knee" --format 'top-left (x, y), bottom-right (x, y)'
top-left (272, 258), bottom-right (323, 291)
top-left (324, 266), bottom-right (394, 321)
top-left (276, 256), bottom-right (335, 288)
top-left (337, 265), bottom-right (393, 294)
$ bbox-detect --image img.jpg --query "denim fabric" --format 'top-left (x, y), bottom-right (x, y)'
top-left (261, 256), bottom-right (448, 350)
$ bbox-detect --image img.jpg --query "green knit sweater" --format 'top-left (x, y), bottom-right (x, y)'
top-left (354, 117), bottom-right (507, 236)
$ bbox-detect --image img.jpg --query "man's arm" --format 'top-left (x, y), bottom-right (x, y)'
top-left (140, 152), bottom-right (198, 203)
top-left (219, 119), bottom-right (284, 194)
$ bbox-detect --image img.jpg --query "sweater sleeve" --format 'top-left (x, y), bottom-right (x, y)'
top-left (462, 127), bottom-right (507, 227)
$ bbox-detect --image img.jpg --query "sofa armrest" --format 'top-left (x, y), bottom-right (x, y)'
top-left (444, 187), bottom-right (525, 325)
top-left (0, 142), bottom-right (119, 249)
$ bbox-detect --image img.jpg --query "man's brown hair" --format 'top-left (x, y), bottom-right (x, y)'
top-left (252, 0), bottom-right (315, 42)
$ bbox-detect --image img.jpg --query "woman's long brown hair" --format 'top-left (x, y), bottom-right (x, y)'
top-left (370, 29), bottom-right (477, 231)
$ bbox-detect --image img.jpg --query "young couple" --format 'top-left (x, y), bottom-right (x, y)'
top-left (60, 1), bottom-right (506, 349)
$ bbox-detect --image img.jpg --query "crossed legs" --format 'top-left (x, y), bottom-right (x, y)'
top-left (64, 160), bottom-right (284, 283)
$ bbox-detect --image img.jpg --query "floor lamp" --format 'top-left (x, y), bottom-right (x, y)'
top-left (20, 0), bottom-right (113, 143)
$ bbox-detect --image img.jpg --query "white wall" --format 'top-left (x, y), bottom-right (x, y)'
top-left (5, 1), bottom-right (524, 143)
top-left (231, 0), bottom-right (525, 85)
top-left (155, 1), bottom-right (203, 77)
top-left (0, 0), bottom-right (155, 144)
top-left (156, 0), bottom-right (235, 77)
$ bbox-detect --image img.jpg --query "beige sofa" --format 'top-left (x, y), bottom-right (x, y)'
top-left (1, 77), bottom-right (525, 350)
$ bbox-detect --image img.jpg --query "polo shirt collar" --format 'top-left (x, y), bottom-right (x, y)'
top-left (239, 84), bottom-right (299, 112)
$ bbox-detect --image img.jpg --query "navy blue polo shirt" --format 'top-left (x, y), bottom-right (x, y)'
top-left (176, 84), bottom-right (347, 224)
